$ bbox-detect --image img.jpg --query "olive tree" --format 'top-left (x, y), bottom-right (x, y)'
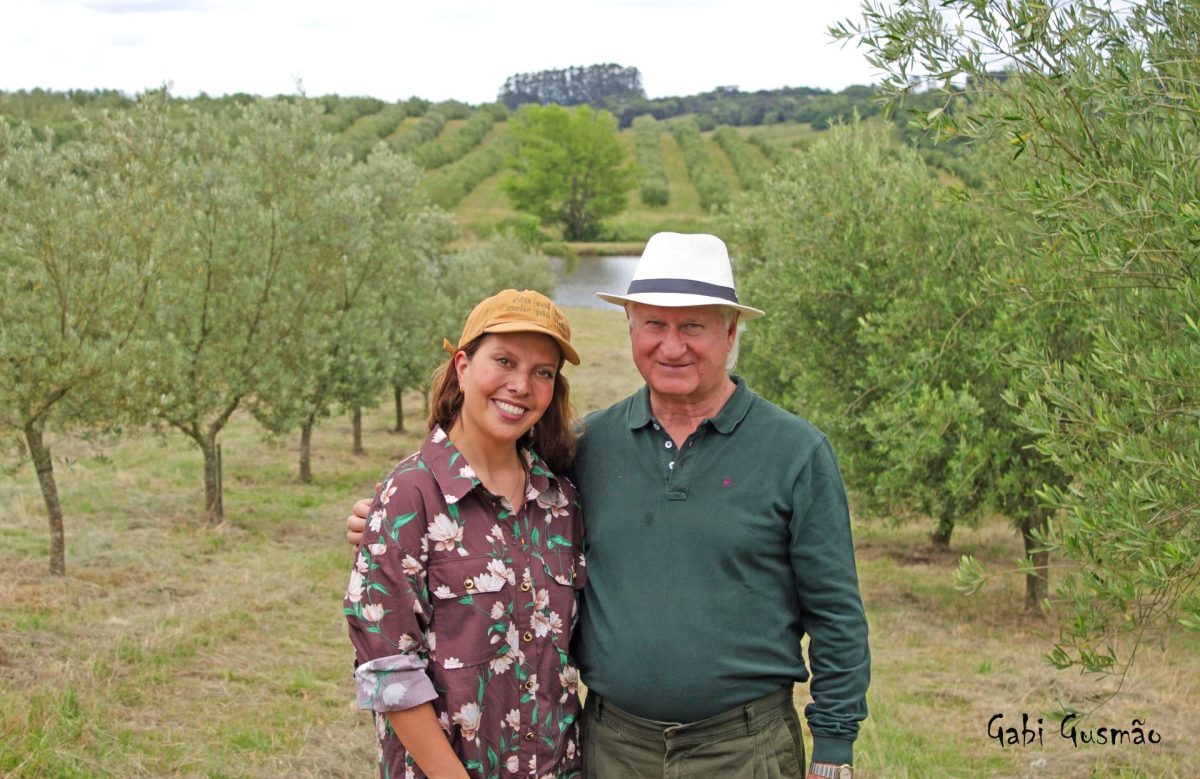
top-left (145, 100), bottom-right (345, 522)
top-left (728, 121), bottom-right (1064, 609)
top-left (837, 0), bottom-right (1200, 673)
top-left (0, 96), bottom-right (176, 573)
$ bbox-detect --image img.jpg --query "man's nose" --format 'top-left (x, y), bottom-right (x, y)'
top-left (660, 328), bottom-right (686, 356)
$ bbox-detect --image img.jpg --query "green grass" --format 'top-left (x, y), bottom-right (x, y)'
top-left (2, 309), bottom-right (1197, 777)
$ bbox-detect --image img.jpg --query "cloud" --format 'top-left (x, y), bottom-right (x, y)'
top-left (80, 0), bottom-right (215, 13)
top-left (600, 0), bottom-right (720, 7)
top-left (103, 32), bottom-right (149, 46)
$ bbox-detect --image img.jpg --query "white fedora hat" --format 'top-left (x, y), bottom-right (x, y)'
top-left (595, 232), bottom-right (765, 319)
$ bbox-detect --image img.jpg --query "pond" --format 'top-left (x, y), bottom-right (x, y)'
top-left (548, 255), bottom-right (639, 309)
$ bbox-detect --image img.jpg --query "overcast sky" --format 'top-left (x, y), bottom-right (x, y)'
top-left (2, 0), bottom-right (884, 103)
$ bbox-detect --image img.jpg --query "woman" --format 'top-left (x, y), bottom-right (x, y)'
top-left (345, 289), bottom-right (585, 779)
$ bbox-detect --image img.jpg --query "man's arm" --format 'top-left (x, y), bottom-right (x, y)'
top-left (789, 437), bottom-right (870, 769)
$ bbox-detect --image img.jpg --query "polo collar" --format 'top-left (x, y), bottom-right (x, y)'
top-left (625, 375), bottom-right (754, 435)
top-left (419, 425), bottom-right (560, 506)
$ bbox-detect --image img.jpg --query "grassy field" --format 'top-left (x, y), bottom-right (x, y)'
top-left (2, 307), bottom-right (1198, 777)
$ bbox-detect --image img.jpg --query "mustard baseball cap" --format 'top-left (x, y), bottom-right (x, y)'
top-left (443, 289), bottom-right (580, 365)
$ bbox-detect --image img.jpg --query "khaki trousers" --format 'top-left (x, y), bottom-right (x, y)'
top-left (581, 688), bottom-right (806, 779)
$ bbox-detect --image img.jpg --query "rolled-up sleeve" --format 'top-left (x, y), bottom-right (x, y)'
top-left (344, 474), bottom-right (440, 713)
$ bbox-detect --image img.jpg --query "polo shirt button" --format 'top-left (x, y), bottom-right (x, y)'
top-left (523, 680), bottom-right (535, 691)
top-left (668, 461), bottom-right (675, 470)
top-left (653, 423), bottom-right (660, 430)
top-left (524, 731), bottom-right (536, 741)
top-left (463, 579), bottom-right (474, 590)
top-left (665, 441), bottom-right (673, 449)
top-left (520, 581), bottom-right (531, 592)
top-left (523, 631), bottom-right (533, 643)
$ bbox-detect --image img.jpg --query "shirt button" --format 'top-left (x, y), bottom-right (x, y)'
top-left (653, 423), bottom-right (660, 430)
top-left (520, 581), bottom-right (531, 592)
top-left (668, 461), bottom-right (675, 470)
top-left (665, 441), bottom-right (673, 449)
top-left (463, 579), bottom-right (474, 590)
top-left (523, 680), bottom-right (535, 691)
top-left (524, 731), bottom-right (536, 741)
top-left (523, 631), bottom-right (533, 643)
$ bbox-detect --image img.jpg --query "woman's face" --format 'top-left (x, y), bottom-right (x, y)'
top-left (453, 332), bottom-right (561, 450)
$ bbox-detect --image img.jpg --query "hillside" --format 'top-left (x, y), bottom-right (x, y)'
top-left (0, 86), bottom-right (958, 248)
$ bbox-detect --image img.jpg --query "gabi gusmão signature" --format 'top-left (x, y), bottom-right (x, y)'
top-left (987, 712), bottom-right (1162, 748)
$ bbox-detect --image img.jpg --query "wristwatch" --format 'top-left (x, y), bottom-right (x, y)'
top-left (809, 763), bottom-right (853, 779)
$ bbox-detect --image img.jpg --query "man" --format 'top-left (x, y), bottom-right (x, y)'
top-left (347, 233), bottom-right (870, 779)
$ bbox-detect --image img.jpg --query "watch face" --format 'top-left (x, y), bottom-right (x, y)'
top-left (836, 767), bottom-right (853, 779)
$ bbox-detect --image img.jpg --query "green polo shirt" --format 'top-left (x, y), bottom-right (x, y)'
top-left (571, 376), bottom-right (869, 765)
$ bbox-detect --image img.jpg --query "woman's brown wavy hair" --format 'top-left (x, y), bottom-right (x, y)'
top-left (427, 335), bottom-right (577, 475)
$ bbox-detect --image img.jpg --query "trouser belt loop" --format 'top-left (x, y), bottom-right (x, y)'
top-left (743, 701), bottom-right (755, 734)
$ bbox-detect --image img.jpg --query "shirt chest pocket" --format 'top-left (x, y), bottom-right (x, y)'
top-left (535, 552), bottom-right (585, 633)
top-left (427, 556), bottom-right (513, 668)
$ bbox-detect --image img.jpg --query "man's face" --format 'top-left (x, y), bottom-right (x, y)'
top-left (627, 303), bottom-right (736, 406)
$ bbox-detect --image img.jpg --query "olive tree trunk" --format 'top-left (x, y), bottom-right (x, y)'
top-left (24, 419), bottom-right (66, 576)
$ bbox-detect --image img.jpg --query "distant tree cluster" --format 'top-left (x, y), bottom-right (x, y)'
top-left (712, 127), bottom-right (767, 190)
top-left (498, 63), bottom-right (645, 110)
top-left (671, 117), bottom-right (730, 211)
top-left (407, 102), bottom-right (507, 170)
top-left (601, 84), bottom-right (881, 129)
top-left (631, 115), bottom-right (669, 206)
top-left (423, 137), bottom-right (511, 209)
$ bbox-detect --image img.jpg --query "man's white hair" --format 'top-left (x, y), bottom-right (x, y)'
top-left (720, 307), bottom-right (745, 373)
top-left (624, 303), bottom-right (745, 373)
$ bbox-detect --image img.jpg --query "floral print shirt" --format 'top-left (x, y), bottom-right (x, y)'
top-left (345, 426), bottom-right (585, 779)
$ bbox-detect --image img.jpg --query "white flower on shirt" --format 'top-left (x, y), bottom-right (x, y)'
top-left (490, 601), bottom-right (507, 620)
top-left (472, 572), bottom-right (506, 592)
top-left (368, 542), bottom-right (387, 557)
top-left (458, 464), bottom-right (476, 480)
top-left (559, 666), bottom-right (579, 702)
top-left (432, 427), bottom-right (447, 443)
top-left (368, 509), bottom-right (385, 533)
top-left (346, 570), bottom-right (364, 603)
top-left (453, 702), bottom-right (482, 741)
top-left (433, 585), bottom-right (454, 600)
top-left (486, 558), bottom-right (515, 585)
top-left (381, 682), bottom-right (408, 706)
top-left (363, 603), bottom-right (385, 623)
top-left (506, 755), bottom-right (520, 773)
top-left (505, 708), bottom-right (521, 731)
top-left (443, 657), bottom-right (464, 669)
top-left (426, 513), bottom-right (463, 551)
top-left (533, 588), bottom-right (550, 611)
top-left (531, 610), bottom-right (562, 637)
top-left (401, 555), bottom-right (423, 577)
top-left (489, 652), bottom-right (513, 675)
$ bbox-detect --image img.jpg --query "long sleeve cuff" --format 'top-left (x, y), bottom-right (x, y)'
top-left (354, 654), bottom-right (439, 712)
top-left (810, 735), bottom-right (854, 766)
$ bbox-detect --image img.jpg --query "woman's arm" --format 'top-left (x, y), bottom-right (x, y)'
top-left (386, 703), bottom-right (469, 779)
